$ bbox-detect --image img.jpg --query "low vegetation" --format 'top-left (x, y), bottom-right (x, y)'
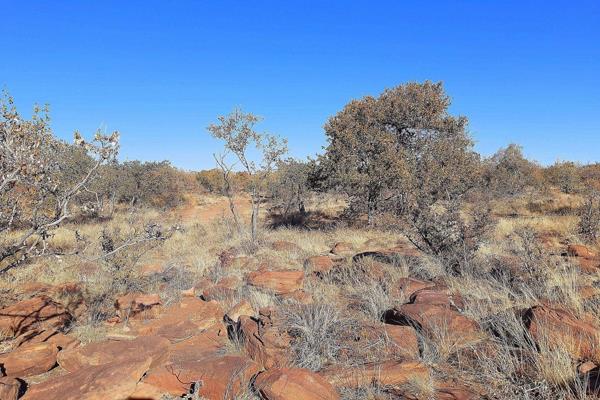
top-left (1, 82), bottom-right (600, 400)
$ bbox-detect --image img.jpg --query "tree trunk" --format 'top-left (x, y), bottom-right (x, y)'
top-left (250, 189), bottom-right (259, 242)
top-left (228, 194), bottom-right (241, 233)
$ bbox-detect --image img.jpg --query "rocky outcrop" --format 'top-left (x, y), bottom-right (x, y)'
top-left (0, 342), bottom-right (59, 377)
top-left (22, 358), bottom-right (152, 400)
top-left (255, 368), bottom-right (340, 400)
top-left (524, 305), bottom-right (600, 363)
top-left (385, 302), bottom-right (481, 346)
top-left (57, 335), bottom-right (170, 371)
top-left (304, 255), bottom-right (335, 276)
top-left (321, 360), bottom-right (430, 389)
top-left (140, 355), bottom-right (259, 399)
top-left (0, 296), bottom-right (71, 338)
top-left (331, 242), bottom-right (354, 256)
top-left (236, 315), bottom-right (291, 369)
top-left (0, 377), bottom-right (22, 400)
top-left (566, 244), bottom-right (600, 273)
top-left (115, 293), bottom-right (162, 320)
top-left (247, 269), bottom-right (304, 294)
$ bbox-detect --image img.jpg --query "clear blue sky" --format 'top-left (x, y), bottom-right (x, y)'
top-left (2, 1), bottom-right (599, 170)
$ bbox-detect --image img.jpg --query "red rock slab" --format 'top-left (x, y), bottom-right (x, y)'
top-left (304, 255), bottom-right (335, 276)
top-left (141, 355), bottom-right (260, 399)
top-left (255, 367), bottom-right (340, 400)
top-left (524, 305), bottom-right (600, 363)
top-left (167, 326), bottom-right (227, 364)
top-left (394, 277), bottom-right (436, 299)
top-left (247, 269), bottom-right (304, 295)
top-left (384, 324), bottom-right (420, 359)
top-left (386, 303), bottom-right (481, 346)
top-left (201, 276), bottom-right (241, 301)
top-left (237, 315), bottom-right (291, 369)
top-left (331, 242), bottom-right (354, 255)
top-left (410, 289), bottom-right (465, 310)
top-left (115, 293), bottom-right (162, 320)
top-left (0, 377), bottom-right (22, 400)
top-left (15, 328), bottom-right (80, 350)
top-left (22, 358), bottom-right (151, 400)
top-left (57, 335), bottom-right (170, 372)
top-left (224, 299), bottom-right (254, 324)
top-left (321, 360), bottom-right (430, 388)
top-left (132, 297), bottom-right (225, 339)
top-left (0, 296), bottom-right (71, 338)
top-left (567, 244), bottom-right (597, 258)
top-left (0, 342), bottom-right (58, 377)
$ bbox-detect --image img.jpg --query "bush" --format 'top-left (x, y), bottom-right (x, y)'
top-left (0, 93), bottom-right (119, 273)
top-left (544, 161), bottom-right (582, 194)
top-left (196, 168), bottom-right (251, 195)
top-left (117, 160), bottom-right (185, 209)
top-left (322, 81), bottom-right (480, 225)
top-left (578, 191), bottom-right (600, 242)
top-left (321, 81), bottom-right (490, 272)
top-left (483, 144), bottom-right (539, 197)
top-left (268, 158), bottom-right (312, 217)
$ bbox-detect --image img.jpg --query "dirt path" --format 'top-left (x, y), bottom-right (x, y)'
top-left (174, 193), bottom-right (252, 225)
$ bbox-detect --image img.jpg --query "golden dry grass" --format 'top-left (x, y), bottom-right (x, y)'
top-left (2, 190), bottom-right (600, 399)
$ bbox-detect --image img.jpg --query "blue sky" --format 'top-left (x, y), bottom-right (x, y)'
top-left (2, 1), bottom-right (599, 170)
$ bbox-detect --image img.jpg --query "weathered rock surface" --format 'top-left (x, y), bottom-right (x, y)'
top-left (255, 368), bottom-right (340, 400)
top-left (385, 303), bottom-right (481, 346)
top-left (0, 296), bottom-right (71, 338)
top-left (331, 242), bottom-right (354, 255)
top-left (15, 328), bottom-right (79, 350)
top-left (141, 355), bottom-right (259, 399)
top-left (115, 293), bottom-right (162, 320)
top-left (167, 326), bottom-right (227, 364)
top-left (524, 305), bottom-right (600, 363)
top-left (0, 342), bottom-right (58, 377)
top-left (0, 377), bottom-right (22, 400)
top-left (132, 297), bottom-right (225, 340)
top-left (304, 255), bottom-right (335, 276)
top-left (57, 335), bottom-right (169, 372)
top-left (321, 360), bottom-right (429, 388)
top-left (247, 269), bottom-right (304, 294)
top-left (22, 358), bottom-right (151, 400)
top-left (236, 315), bottom-right (291, 369)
